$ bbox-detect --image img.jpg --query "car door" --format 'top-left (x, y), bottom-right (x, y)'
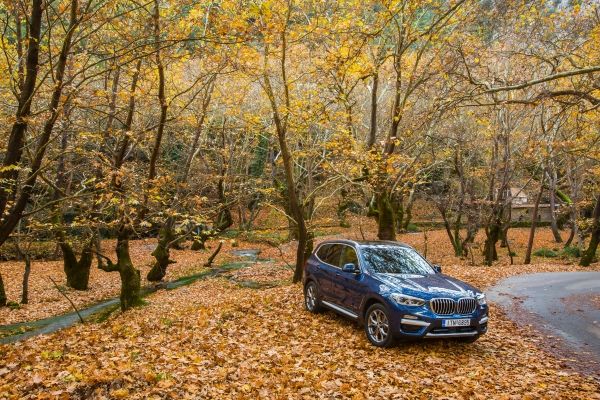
top-left (335, 245), bottom-right (367, 312)
top-left (314, 244), bottom-right (342, 300)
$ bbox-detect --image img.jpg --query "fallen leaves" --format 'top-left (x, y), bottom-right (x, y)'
top-left (0, 225), bottom-right (599, 399)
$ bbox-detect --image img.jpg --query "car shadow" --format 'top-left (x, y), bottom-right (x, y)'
top-left (319, 309), bottom-right (482, 352)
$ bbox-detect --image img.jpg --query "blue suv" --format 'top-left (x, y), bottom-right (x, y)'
top-left (303, 240), bottom-right (489, 347)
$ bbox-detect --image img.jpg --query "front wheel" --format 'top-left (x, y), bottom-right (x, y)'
top-left (304, 281), bottom-right (323, 313)
top-left (365, 304), bottom-right (395, 347)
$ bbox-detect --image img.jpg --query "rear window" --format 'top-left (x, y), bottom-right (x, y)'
top-left (316, 244), bottom-right (343, 267)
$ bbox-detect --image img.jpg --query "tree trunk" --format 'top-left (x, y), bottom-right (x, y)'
top-left (367, 72), bottom-right (378, 148)
top-left (0, 273), bottom-right (6, 307)
top-left (99, 224), bottom-right (142, 311)
top-left (401, 189), bottom-right (415, 231)
top-left (261, 21), bottom-right (310, 283)
top-left (214, 177), bottom-right (233, 232)
top-left (21, 255), bottom-right (31, 304)
top-left (191, 239), bottom-right (204, 251)
top-left (461, 216), bottom-right (478, 257)
top-left (500, 207), bottom-right (511, 248)
top-left (580, 195), bottom-right (600, 267)
top-left (61, 241), bottom-right (93, 290)
top-left (483, 221), bottom-right (500, 266)
top-left (564, 205), bottom-right (578, 247)
top-left (140, 0), bottom-right (168, 220)
top-left (439, 207), bottom-right (462, 256)
top-left (0, 0), bottom-right (43, 218)
top-left (113, 60), bottom-right (142, 173)
top-left (524, 182), bottom-right (544, 265)
top-left (147, 218), bottom-right (176, 282)
top-left (393, 193), bottom-right (404, 232)
top-left (548, 171), bottom-right (562, 243)
top-left (148, 0), bottom-right (168, 184)
top-left (0, 0), bottom-right (78, 247)
top-left (181, 79), bottom-right (214, 183)
top-left (376, 190), bottom-right (396, 241)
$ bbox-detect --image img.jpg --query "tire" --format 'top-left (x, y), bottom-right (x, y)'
top-left (304, 281), bottom-right (323, 313)
top-left (364, 303), bottom-right (395, 347)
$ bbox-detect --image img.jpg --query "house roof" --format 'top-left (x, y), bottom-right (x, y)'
top-left (508, 187), bottom-right (527, 197)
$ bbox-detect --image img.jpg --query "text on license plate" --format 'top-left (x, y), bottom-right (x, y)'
top-left (443, 319), bottom-right (471, 327)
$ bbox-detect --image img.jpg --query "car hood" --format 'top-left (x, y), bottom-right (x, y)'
top-left (374, 272), bottom-right (480, 298)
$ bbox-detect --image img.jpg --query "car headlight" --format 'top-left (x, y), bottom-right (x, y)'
top-left (390, 293), bottom-right (426, 307)
top-left (476, 293), bottom-right (486, 306)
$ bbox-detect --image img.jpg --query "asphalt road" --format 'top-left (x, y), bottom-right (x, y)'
top-left (488, 272), bottom-right (600, 374)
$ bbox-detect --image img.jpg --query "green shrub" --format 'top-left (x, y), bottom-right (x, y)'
top-left (7, 301), bottom-right (20, 310)
top-left (533, 248), bottom-right (558, 258)
top-left (406, 223), bottom-right (419, 233)
top-left (560, 246), bottom-right (581, 258)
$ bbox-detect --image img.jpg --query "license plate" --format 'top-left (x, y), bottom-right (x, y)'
top-left (443, 318), bottom-right (471, 327)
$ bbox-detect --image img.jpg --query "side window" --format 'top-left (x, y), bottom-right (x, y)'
top-left (317, 244), bottom-right (342, 267)
top-left (340, 245), bottom-right (359, 268)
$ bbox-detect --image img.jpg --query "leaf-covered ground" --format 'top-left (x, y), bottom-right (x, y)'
top-left (1, 225), bottom-right (599, 398)
top-left (0, 238), bottom-right (277, 325)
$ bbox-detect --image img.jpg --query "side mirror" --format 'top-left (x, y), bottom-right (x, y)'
top-left (433, 265), bottom-right (442, 274)
top-left (342, 263), bottom-right (360, 274)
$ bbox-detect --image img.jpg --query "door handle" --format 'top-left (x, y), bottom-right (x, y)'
top-left (336, 273), bottom-right (341, 277)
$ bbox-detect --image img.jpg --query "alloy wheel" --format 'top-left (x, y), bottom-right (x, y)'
top-left (367, 309), bottom-right (389, 343)
top-left (305, 284), bottom-right (317, 311)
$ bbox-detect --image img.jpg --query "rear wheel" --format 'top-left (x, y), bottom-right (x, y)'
top-left (365, 303), bottom-right (395, 347)
top-left (304, 281), bottom-right (323, 313)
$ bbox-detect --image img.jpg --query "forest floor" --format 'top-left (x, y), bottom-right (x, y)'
top-left (1, 221), bottom-right (599, 399)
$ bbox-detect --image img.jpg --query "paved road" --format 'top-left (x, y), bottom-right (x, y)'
top-left (488, 272), bottom-right (600, 374)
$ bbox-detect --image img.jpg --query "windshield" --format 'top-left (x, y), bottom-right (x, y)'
top-left (360, 245), bottom-right (435, 275)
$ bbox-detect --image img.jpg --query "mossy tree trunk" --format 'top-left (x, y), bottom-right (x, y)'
top-left (191, 224), bottom-right (217, 251)
top-left (376, 190), bottom-right (396, 241)
top-left (483, 220), bottom-right (501, 266)
top-left (147, 218), bottom-right (176, 282)
top-left (402, 193), bottom-right (415, 232)
top-left (99, 224), bottom-right (142, 311)
top-left (580, 195), bottom-right (600, 267)
top-left (393, 193), bottom-right (404, 232)
top-left (215, 176), bottom-right (234, 232)
top-left (191, 239), bottom-right (204, 251)
top-left (61, 240), bottom-right (93, 290)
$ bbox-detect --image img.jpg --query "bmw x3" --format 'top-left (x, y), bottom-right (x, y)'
top-left (303, 240), bottom-right (489, 347)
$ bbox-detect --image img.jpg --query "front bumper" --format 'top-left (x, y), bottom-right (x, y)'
top-left (392, 307), bottom-right (489, 339)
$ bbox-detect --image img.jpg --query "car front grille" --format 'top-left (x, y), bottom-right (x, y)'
top-left (457, 298), bottom-right (477, 314)
top-left (430, 298), bottom-right (477, 315)
top-left (430, 298), bottom-right (455, 315)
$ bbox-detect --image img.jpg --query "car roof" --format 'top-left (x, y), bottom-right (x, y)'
top-left (317, 239), bottom-right (412, 248)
